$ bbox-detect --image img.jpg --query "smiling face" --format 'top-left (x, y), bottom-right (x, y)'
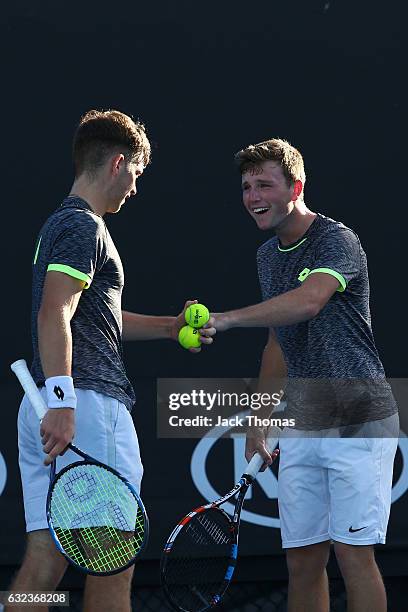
top-left (242, 161), bottom-right (302, 230)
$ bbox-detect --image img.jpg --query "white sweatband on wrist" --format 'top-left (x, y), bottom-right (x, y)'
top-left (45, 376), bottom-right (77, 409)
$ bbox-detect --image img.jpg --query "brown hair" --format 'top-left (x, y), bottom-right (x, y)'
top-left (73, 109), bottom-right (151, 177)
top-left (235, 138), bottom-right (306, 193)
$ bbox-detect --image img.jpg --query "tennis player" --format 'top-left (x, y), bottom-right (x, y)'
top-left (8, 110), bottom-right (215, 612)
top-left (212, 139), bottom-right (399, 612)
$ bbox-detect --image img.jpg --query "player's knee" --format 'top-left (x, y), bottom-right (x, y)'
top-left (22, 531), bottom-right (68, 587)
top-left (286, 543), bottom-right (330, 580)
top-left (20, 555), bottom-right (67, 589)
top-left (333, 542), bottom-right (376, 577)
top-left (86, 565), bottom-right (134, 592)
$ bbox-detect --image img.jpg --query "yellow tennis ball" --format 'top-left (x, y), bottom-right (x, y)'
top-left (184, 303), bottom-right (210, 328)
top-left (178, 325), bottom-right (201, 349)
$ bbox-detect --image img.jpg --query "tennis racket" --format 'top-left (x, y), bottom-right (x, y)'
top-left (161, 433), bottom-right (280, 611)
top-left (11, 359), bottom-right (149, 576)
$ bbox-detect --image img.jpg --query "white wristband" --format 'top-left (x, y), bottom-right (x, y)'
top-left (45, 376), bottom-right (77, 409)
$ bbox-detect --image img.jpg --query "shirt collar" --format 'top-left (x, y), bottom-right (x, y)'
top-left (61, 195), bottom-right (98, 215)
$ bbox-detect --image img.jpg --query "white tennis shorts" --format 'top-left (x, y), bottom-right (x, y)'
top-left (278, 416), bottom-right (399, 548)
top-left (18, 388), bottom-right (143, 532)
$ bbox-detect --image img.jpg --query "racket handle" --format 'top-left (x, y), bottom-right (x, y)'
top-left (244, 431), bottom-right (280, 480)
top-left (11, 359), bottom-right (48, 420)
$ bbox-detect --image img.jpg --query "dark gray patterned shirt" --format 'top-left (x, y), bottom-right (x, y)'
top-left (257, 213), bottom-right (397, 429)
top-left (31, 196), bottom-right (136, 411)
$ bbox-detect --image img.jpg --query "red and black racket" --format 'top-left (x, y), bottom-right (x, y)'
top-left (161, 435), bottom-right (279, 611)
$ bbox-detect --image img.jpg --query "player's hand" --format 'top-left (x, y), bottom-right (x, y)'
top-left (197, 317), bottom-right (216, 349)
top-left (172, 300), bottom-right (216, 353)
top-left (171, 300), bottom-right (197, 344)
top-left (40, 408), bottom-right (75, 466)
top-left (210, 312), bottom-right (233, 333)
top-left (245, 426), bottom-right (275, 472)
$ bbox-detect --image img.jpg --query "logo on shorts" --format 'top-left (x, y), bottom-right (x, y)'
top-left (53, 386), bottom-right (65, 401)
top-left (349, 526), bottom-right (367, 533)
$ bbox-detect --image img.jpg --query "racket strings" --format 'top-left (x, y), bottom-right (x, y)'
top-left (193, 514), bottom-right (232, 546)
top-left (50, 464), bottom-right (145, 573)
top-left (163, 508), bottom-right (234, 611)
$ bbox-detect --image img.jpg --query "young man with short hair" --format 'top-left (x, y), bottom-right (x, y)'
top-left (9, 109), bottom-right (215, 612)
top-left (212, 139), bottom-right (399, 612)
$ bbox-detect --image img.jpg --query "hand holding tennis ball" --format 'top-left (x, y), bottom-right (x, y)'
top-left (177, 301), bottom-right (214, 350)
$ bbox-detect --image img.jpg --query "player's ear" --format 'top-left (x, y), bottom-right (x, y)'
top-left (291, 180), bottom-right (303, 201)
top-left (111, 153), bottom-right (125, 176)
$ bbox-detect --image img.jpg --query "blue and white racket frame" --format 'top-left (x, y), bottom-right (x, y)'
top-left (46, 446), bottom-right (150, 577)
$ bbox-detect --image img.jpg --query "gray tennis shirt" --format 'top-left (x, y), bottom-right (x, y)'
top-left (257, 213), bottom-right (397, 429)
top-left (31, 196), bottom-right (136, 411)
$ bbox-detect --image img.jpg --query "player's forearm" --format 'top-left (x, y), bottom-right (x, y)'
top-left (254, 340), bottom-right (287, 420)
top-left (38, 308), bottom-right (73, 378)
top-left (258, 341), bottom-right (287, 393)
top-left (222, 286), bottom-right (319, 330)
top-left (121, 310), bottom-right (175, 341)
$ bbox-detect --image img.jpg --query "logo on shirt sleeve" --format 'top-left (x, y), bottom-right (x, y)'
top-left (298, 268), bottom-right (311, 282)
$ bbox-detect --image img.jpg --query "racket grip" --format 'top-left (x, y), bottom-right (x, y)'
top-left (244, 432), bottom-right (280, 480)
top-left (11, 359), bottom-right (48, 420)
top-left (244, 452), bottom-right (265, 479)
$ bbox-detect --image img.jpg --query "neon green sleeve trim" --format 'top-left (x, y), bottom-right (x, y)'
top-left (33, 236), bottom-right (42, 265)
top-left (309, 268), bottom-right (347, 292)
top-left (47, 264), bottom-right (91, 289)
